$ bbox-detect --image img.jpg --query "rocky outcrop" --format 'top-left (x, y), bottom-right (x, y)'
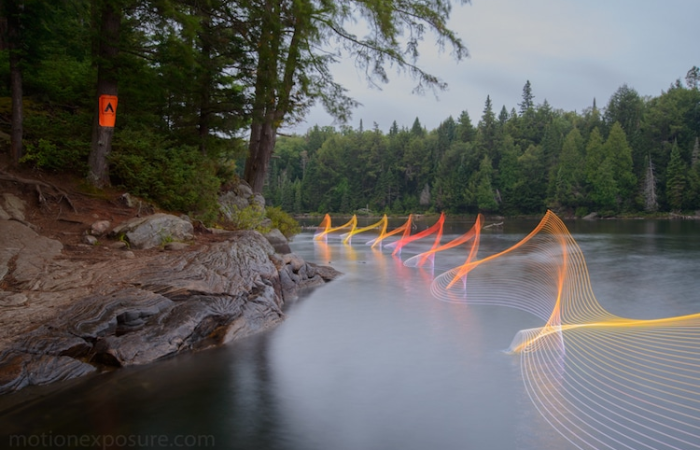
top-left (219, 180), bottom-right (268, 225)
top-left (0, 220), bottom-right (340, 395)
top-left (265, 228), bottom-right (292, 254)
top-left (110, 213), bottom-right (194, 249)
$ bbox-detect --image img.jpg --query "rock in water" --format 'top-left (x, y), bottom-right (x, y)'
top-left (265, 228), bottom-right (292, 254)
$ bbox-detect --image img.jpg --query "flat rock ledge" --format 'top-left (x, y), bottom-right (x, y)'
top-left (0, 220), bottom-right (340, 395)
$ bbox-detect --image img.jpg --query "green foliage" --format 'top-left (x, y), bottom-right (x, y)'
top-left (590, 159), bottom-right (618, 212)
top-left (227, 204), bottom-right (270, 234)
top-left (665, 141), bottom-right (687, 211)
top-left (109, 128), bottom-right (221, 223)
top-left (552, 128), bottom-right (585, 209)
top-left (20, 138), bottom-right (89, 173)
top-left (575, 206), bottom-right (589, 218)
top-left (266, 206), bottom-right (301, 239)
top-left (605, 122), bottom-right (637, 205)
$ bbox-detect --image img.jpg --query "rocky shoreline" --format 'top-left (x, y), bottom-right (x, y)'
top-left (0, 206), bottom-right (339, 395)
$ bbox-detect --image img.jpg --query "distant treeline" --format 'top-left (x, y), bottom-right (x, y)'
top-left (265, 77), bottom-right (700, 217)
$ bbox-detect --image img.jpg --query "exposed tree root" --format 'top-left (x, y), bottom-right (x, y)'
top-left (0, 170), bottom-right (78, 213)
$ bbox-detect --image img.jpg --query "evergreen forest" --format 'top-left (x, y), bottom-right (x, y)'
top-left (266, 76), bottom-right (700, 217)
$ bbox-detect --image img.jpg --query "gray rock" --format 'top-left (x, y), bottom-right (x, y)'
top-left (0, 206), bottom-right (10, 221)
top-left (82, 234), bottom-right (98, 245)
top-left (265, 228), bottom-right (291, 254)
top-left (283, 253), bottom-right (306, 272)
top-left (90, 220), bottom-right (111, 236)
top-left (164, 242), bottom-right (189, 251)
top-left (111, 213), bottom-right (194, 249)
top-left (583, 212), bottom-right (599, 220)
top-left (120, 193), bottom-right (136, 208)
top-left (0, 220), bottom-right (63, 286)
top-left (2, 193), bottom-right (26, 221)
top-left (235, 182), bottom-right (253, 198)
top-left (123, 251), bottom-right (135, 259)
top-left (251, 193), bottom-right (266, 208)
top-left (111, 241), bottom-right (128, 250)
top-left (218, 191), bottom-right (250, 221)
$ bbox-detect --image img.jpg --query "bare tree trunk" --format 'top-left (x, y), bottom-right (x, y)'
top-left (9, 41), bottom-right (23, 164)
top-left (244, 1), bottom-right (304, 194)
top-left (88, 0), bottom-right (120, 187)
top-left (245, 118), bottom-right (277, 194)
top-left (5, 0), bottom-right (24, 164)
top-left (197, 7), bottom-right (212, 156)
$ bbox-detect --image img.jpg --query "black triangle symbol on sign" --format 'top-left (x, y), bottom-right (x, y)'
top-left (104, 103), bottom-right (114, 113)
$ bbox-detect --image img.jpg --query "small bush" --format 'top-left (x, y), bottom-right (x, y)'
top-left (20, 138), bottom-right (90, 173)
top-left (225, 204), bottom-right (270, 234)
top-left (266, 206), bottom-right (301, 239)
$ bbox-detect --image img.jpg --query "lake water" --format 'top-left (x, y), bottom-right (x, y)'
top-left (1, 217), bottom-right (699, 450)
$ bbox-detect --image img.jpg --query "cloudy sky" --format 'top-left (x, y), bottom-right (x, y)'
top-left (283, 0), bottom-right (700, 135)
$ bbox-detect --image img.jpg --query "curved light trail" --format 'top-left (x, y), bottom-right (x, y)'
top-left (314, 211), bottom-right (700, 449)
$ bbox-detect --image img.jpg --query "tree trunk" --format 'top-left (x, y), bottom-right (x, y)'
top-left (197, 8), bottom-right (212, 156)
top-left (6, 0), bottom-right (24, 164)
top-left (245, 118), bottom-right (277, 194)
top-left (9, 39), bottom-right (23, 164)
top-left (244, 2), bottom-right (303, 194)
top-left (88, 1), bottom-right (120, 187)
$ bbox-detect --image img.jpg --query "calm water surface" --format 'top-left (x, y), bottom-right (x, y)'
top-left (1, 218), bottom-right (699, 449)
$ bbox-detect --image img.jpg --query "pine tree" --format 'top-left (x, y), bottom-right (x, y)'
top-left (498, 106), bottom-right (509, 127)
top-left (643, 155), bottom-right (658, 212)
top-left (585, 127), bottom-right (605, 187)
top-left (686, 66), bottom-right (700, 90)
top-left (553, 128), bottom-right (585, 208)
top-left (410, 117), bottom-right (425, 137)
top-left (590, 158), bottom-right (618, 213)
top-left (457, 110), bottom-right (475, 142)
top-left (477, 95), bottom-right (496, 156)
top-left (688, 138), bottom-right (700, 209)
top-left (665, 140), bottom-right (687, 211)
top-left (604, 122), bottom-right (637, 204)
top-left (476, 155), bottom-right (498, 211)
top-left (389, 120), bottom-right (399, 136)
top-left (519, 80), bottom-right (534, 114)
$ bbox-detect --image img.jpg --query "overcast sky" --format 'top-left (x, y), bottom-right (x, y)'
top-left (283, 0), bottom-right (700, 135)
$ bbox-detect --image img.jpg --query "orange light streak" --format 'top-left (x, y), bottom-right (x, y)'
top-left (367, 215), bottom-right (413, 249)
top-left (387, 212), bottom-right (446, 256)
top-left (404, 214), bottom-right (484, 269)
top-left (341, 215), bottom-right (388, 244)
top-left (314, 215), bottom-right (357, 241)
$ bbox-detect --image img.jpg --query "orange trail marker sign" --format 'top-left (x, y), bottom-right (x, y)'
top-left (99, 95), bottom-right (118, 127)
